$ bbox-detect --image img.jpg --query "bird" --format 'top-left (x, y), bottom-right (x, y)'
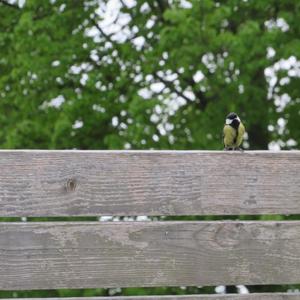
top-left (223, 112), bottom-right (245, 150)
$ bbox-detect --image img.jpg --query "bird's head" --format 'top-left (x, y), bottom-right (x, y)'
top-left (225, 112), bottom-right (241, 125)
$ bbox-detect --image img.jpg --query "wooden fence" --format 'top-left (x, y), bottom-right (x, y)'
top-left (0, 151), bottom-right (300, 299)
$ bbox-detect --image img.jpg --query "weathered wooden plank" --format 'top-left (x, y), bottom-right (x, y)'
top-left (4, 295), bottom-right (300, 300)
top-left (1, 221), bottom-right (300, 290)
top-left (0, 150), bottom-right (299, 216)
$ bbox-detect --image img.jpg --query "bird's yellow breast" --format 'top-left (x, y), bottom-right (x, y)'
top-left (223, 122), bottom-right (245, 148)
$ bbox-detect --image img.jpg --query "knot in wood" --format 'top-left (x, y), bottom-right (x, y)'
top-left (65, 178), bottom-right (77, 192)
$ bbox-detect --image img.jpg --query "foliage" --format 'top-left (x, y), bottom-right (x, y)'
top-left (0, 0), bottom-right (299, 150)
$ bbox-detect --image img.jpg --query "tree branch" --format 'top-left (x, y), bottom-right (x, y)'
top-left (156, 0), bottom-right (169, 13)
top-left (181, 75), bottom-right (209, 110)
top-left (0, 0), bottom-right (19, 9)
top-left (119, 0), bottom-right (127, 8)
top-left (154, 73), bottom-right (194, 104)
top-left (92, 19), bottom-right (115, 45)
top-left (144, 0), bottom-right (166, 22)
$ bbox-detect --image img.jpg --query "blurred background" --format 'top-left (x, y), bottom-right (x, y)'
top-left (0, 0), bottom-right (299, 151)
top-left (0, 0), bottom-right (300, 298)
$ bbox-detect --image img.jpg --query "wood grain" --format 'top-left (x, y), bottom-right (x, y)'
top-left (4, 295), bottom-right (300, 300)
top-left (1, 221), bottom-right (300, 290)
top-left (0, 150), bottom-right (299, 216)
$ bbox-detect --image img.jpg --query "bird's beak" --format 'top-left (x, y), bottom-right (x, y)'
top-left (225, 118), bottom-right (232, 125)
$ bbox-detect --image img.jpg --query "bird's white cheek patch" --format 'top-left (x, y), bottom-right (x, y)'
top-left (226, 119), bottom-right (232, 125)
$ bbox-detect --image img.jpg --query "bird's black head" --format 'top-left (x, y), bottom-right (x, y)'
top-left (225, 112), bottom-right (240, 128)
top-left (226, 112), bottom-right (238, 120)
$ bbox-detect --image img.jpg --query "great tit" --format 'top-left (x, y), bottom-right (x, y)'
top-left (223, 112), bottom-right (245, 150)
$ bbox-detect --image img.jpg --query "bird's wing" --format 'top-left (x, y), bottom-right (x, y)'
top-left (236, 122), bottom-right (245, 146)
top-left (239, 122), bottom-right (245, 136)
top-left (222, 126), bottom-right (225, 148)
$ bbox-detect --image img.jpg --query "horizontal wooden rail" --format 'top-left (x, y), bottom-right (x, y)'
top-left (1, 221), bottom-right (300, 290)
top-left (0, 150), bottom-right (299, 216)
top-left (3, 295), bottom-right (300, 300)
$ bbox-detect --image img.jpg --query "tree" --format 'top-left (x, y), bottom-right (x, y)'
top-left (0, 0), bottom-right (299, 150)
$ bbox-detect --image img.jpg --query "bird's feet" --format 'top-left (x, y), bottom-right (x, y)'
top-left (223, 147), bottom-right (244, 151)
